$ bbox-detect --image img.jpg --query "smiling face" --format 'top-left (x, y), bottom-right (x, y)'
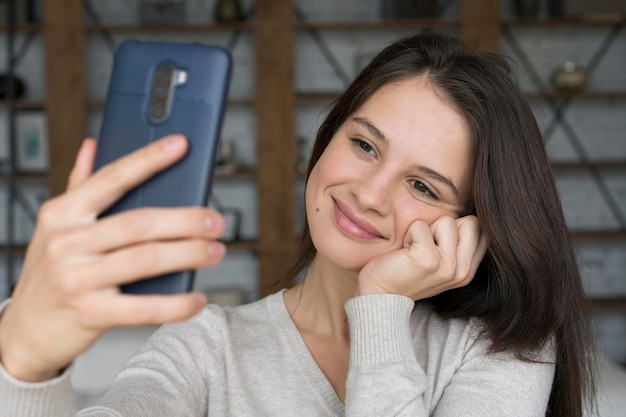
top-left (305, 76), bottom-right (474, 272)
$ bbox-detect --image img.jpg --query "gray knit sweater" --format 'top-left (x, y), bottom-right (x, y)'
top-left (1, 292), bottom-right (555, 416)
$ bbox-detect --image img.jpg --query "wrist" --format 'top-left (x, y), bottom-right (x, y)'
top-left (0, 306), bottom-right (63, 383)
top-left (355, 279), bottom-right (391, 297)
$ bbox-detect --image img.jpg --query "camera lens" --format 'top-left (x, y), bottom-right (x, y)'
top-left (158, 66), bottom-right (172, 81)
top-left (150, 102), bottom-right (165, 119)
top-left (156, 85), bottom-right (167, 96)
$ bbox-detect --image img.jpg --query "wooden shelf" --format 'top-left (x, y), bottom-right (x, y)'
top-left (215, 167), bottom-right (256, 179)
top-left (0, 100), bottom-right (46, 110)
top-left (0, 23), bottom-right (41, 32)
top-left (296, 93), bottom-right (339, 104)
top-left (223, 239), bottom-right (257, 251)
top-left (570, 231), bottom-right (626, 241)
top-left (85, 21), bottom-right (253, 32)
top-left (0, 172), bottom-right (47, 181)
top-left (551, 161), bottom-right (626, 170)
top-left (296, 18), bottom-right (459, 30)
top-left (591, 297), bottom-right (626, 311)
top-left (0, 245), bottom-right (28, 255)
top-left (87, 96), bottom-right (254, 109)
top-left (504, 16), bottom-right (626, 26)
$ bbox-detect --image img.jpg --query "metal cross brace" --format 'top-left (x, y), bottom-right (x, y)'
top-left (293, 1), bottom-right (458, 89)
top-left (502, 23), bottom-right (625, 229)
top-left (84, 0), bottom-right (245, 56)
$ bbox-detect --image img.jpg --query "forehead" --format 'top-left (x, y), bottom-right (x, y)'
top-left (354, 76), bottom-right (470, 148)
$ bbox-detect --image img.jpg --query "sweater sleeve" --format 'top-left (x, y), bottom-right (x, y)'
top-left (78, 315), bottom-right (214, 417)
top-left (0, 299), bottom-right (211, 417)
top-left (343, 295), bottom-right (555, 417)
top-left (0, 299), bottom-right (77, 417)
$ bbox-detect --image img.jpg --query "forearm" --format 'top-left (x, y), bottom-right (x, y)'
top-left (343, 295), bottom-right (555, 417)
top-left (344, 294), bottom-right (429, 416)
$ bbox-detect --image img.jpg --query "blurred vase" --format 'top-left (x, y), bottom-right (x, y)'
top-left (0, 74), bottom-right (26, 100)
top-left (551, 62), bottom-right (588, 92)
top-left (214, 0), bottom-right (244, 22)
top-left (513, 0), bottom-right (539, 18)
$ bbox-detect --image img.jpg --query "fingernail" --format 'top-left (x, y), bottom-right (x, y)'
top-left (162, 135), bottom-right (186, 152)
top-left (208, 242), bottom-right (226, 258)
top-left (195, 293), bottom-right (207, 309)
top-left (205, 214), bottom-right (224, 234)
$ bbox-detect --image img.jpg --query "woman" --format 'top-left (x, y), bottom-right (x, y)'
top-left (0, 32), bottom-right (595, 416)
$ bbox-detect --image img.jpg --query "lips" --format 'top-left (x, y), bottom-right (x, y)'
top-left (333, 198), bottom-right (384, 240)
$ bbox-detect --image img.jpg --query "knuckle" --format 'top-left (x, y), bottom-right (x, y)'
top-left (120, 211), bottom-right (153, 237)
top-left (130, 297), bottom-right (161, 323)
top-left (185, 241), bottom-right (212, 265)
top-left (37, 198), bottom-right (63, 229)
top-left (54, 268), bottom-right (83, 296)
top-left (98, 163), bottom-right (127, 189)
top-left (441, 258), bottom-right (457, 279)
top-left (135, 244), bottom-right (161, 269)
top-left (42, 229), bottom-right (74, 260)
top-left (419, 249), bottom-right (440, 272)
top-left (76, 297), bottom-right (105, 325)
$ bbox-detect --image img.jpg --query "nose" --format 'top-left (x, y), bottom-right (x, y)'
top-left (352, 168), bottom-right (393, 216)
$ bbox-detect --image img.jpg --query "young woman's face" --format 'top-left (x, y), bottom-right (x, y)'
top-left (305, 76), bottom-right (473, 272)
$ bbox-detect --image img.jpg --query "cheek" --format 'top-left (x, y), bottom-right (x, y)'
top-left (391, 199), bottom-right (459, 242)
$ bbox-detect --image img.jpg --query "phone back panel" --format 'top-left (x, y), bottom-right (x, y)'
top-left (94, 40), bottom-right (232, 294)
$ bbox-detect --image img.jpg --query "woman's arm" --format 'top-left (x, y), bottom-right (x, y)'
top-left (344, 295), bottom-right (555, 417)
top-left (0, 135), bottom-right (225, 416)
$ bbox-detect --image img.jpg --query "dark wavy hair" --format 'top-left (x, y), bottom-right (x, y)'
top-left (283, 32), bottom-right (597, 416)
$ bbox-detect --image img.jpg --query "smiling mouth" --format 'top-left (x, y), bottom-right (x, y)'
top-left (333, 198), bottom-right (384, 240)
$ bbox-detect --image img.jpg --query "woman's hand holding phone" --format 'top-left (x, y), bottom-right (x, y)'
top-left (0, 135), bottom-right (225, 383)
top-left (356, 215), bottom-right (488, 301)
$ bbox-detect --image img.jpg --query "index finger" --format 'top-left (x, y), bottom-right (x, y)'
top-left (63, 135), bottom-right (189, 220)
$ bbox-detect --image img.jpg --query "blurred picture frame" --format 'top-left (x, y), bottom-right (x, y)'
top-left (220, 207), bottom-right (242, 242)
top-left (16, 111), bottom-right (49, 172)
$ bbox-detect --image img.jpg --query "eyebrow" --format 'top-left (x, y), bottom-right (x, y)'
top-left (350, 116), bottom-right (460, 199)
top-left (351, 117), bottom-right (386, 142)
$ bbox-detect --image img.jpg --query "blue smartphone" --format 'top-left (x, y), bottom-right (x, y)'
top-left (93, 40), bottom-right (232, 294)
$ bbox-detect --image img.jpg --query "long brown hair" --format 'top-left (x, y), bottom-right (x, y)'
top-left (283, 32), bottom-right (597, 416)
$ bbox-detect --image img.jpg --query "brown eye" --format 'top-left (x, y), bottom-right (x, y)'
top-left (350, 138), bottom-right (376, 156)
top-left (409, 179), bottom-right (437, 199)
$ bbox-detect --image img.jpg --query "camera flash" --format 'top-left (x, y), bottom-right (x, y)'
top-left (175, 70), bottom-right (188, 85)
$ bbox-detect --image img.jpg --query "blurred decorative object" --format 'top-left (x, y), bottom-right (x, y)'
top-left (380, 0), bottom-right (438, 19)
top-left (214, 0), bottom-right (245, 23)
top-left (548, 0), bottom-right (564, 17)
top-left (551, 61), bottom-right (588, 92)
top-left (0, 0), bottom-right (38, 24)
top-left (0, 74), bottom-right (26, 99)
top-left (512, 0), bottom-right (539, 18)
top-left (296, 136), bottom-right (309, 175)
top-left (204, 288), bottom-right (245, 307)
top-left (27, 0), bottom-right (42, 22)
top-left (138, 0), bottom-right (186, 24)
top-left (16, 111), bottom-right (48, 172)
top-left (215, 139), bottom-right (239, 175)
top-left (557, 0), bottom-right (626, 16)
top-left (220, 207), bottom-right (242, 242)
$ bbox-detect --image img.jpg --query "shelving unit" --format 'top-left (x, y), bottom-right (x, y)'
top-left (2, 0), bottom-right (624, 328)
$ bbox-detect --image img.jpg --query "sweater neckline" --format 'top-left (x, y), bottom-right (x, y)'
top-left (266, 290), bottom-right (346, 414)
